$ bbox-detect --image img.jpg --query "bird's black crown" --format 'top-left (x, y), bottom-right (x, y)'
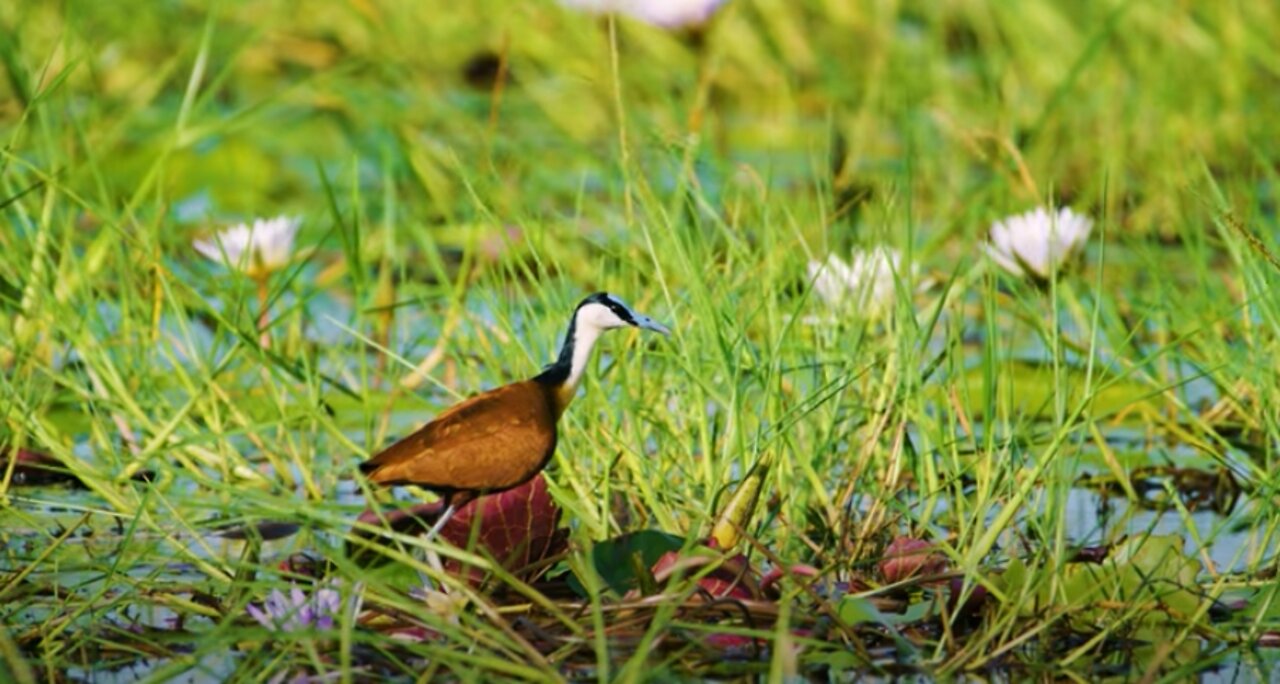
top-left (579, 292), bottom-right (636, 326)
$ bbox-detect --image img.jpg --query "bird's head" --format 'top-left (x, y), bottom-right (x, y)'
top-left (537, 292), bottom-right (670, 403)
top-left (574, 292), bottom-right (671, 336)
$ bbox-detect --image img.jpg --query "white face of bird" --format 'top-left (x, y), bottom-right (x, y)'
top-left (576, 294), bottom-right (671, 336)
top-left (548, 293), bottom-right (670, 401)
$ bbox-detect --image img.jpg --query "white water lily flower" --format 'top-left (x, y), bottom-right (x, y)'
top-left (807, 247), bottom-right (908, 314)
top-left (561, 0), bottom-right (726, 29)
top-left (985, 207), bottom-right (1092, 280)
top-left (195, 216), bottom-right (301, 277)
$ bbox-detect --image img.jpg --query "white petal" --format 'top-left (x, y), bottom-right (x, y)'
top-left (254, 215), bottom-right (300, 268)
top-left (196, 216), bottom-right (300, 274)
top-left (847, 247), bottom-right (902, 308)
top-left (985, 221), bottom-right (1025, 276)
top-left (220, 224), bottom-right (254, 255)
top-left (986, 206), bottom-right (1092, 279)
top-left (809, 247), bottom-right (910, 314)
top-left (808, 255), bottom-right (852, 306)
top-left (193, 239), bottom-right (224, 263)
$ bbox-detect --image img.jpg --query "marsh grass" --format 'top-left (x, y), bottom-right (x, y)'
top-left (2, 0), bottom-right (1280, 680)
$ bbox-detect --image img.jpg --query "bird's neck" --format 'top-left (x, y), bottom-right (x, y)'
top-left (534, 315), bottom-right (604, 416)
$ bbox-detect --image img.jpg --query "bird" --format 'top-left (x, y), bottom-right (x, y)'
top-left (359, 292), bottom-right (670, 542)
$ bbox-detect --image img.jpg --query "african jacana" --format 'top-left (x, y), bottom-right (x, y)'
top-left (360, 292), bottom-right (670, 540)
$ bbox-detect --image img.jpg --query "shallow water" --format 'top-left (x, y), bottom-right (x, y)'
top-left (6, 413), bottom-right (1264, 663)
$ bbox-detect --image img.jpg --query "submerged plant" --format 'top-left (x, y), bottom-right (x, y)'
top-left (985, 207), bottom-right (1092, 281)
top-left (247, 582), bottom-right (362, 633)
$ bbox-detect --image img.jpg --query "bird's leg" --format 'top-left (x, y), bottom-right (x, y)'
top-left (424, 503), bottom-right (458, 543)
top-left (421, 503), bottom-right (457, 581)
top-left (419, 492), bottom-right (475, 593)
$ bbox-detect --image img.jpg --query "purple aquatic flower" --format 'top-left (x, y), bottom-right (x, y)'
top-left (248, 582), bottom-right (363, 633)
top-left (246, 601), bottom-right (271, 628)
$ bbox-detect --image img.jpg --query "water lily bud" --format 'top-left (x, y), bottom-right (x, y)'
top-left (709, 452), bottom-right (773, 550)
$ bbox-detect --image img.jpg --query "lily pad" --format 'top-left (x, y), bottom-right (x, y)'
top-left (570, 530), bottom-right (686, 596)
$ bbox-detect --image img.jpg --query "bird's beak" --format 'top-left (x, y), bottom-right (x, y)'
top-left (634, 315), bottom-right (671, 336)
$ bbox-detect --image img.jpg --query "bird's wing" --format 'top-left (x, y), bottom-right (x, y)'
top-left (359, 381), bottom-right (557, 491)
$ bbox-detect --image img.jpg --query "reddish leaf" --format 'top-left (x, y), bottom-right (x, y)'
top-left (760, 563), bottom-right (820, 597)
top-left (1258, 632), bottom-right (1280, 648)
top-left (1070, 544), bottom-right (1111, 564)
top-left (438, 475), bottom-right (567, 584)
top-left (1, 446), bottom-right (153, 488)
top-left (703, 629), bottom-right (812, 659)
top-left (826, 579), bottom-right (871, 599)
top-left (351, 475), bottom-right (567, 585)
top-left (650, 549), bottom-right (757, 600)
top-left (3, 448), bottom-right (78, 487)
top-left (877, 536), bottom-right (948, 584)
top-left (702, 632), bottom-right (762, 658)
top-left (278, 553), bottom-right (328, 578)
